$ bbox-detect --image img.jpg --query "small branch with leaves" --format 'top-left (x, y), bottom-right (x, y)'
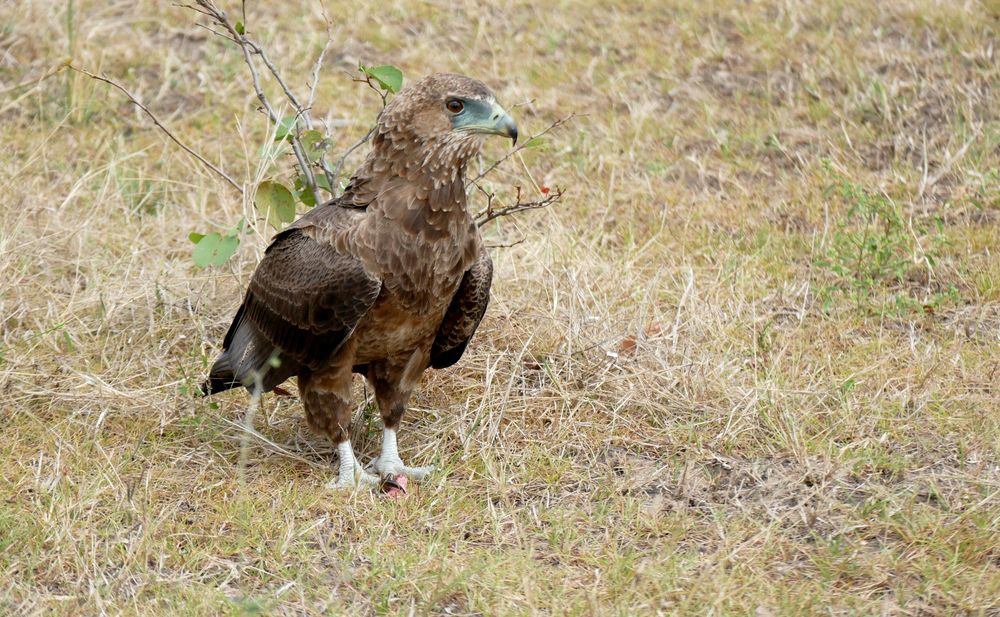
top-left (184, 0), bottom-right (324, 205)
top-left (469, 112), bottom-right (575, 229)
top-left (74, 1), bottom-right (571, 269)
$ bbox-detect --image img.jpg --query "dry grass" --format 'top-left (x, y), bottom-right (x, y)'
top-left (2, 0), bottom-right (999, 614)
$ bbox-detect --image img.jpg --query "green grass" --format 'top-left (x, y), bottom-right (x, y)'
top-left (1, 0), bottom-right (999, 614)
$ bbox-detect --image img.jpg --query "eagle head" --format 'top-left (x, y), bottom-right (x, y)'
top-left (376, 73), bottom-right (517, 176)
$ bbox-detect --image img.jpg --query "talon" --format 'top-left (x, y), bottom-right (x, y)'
top-left (379, 474), bottom-right (408, 497)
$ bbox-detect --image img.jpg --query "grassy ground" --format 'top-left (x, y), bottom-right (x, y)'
top-left (2, 0), bottom-right (999, 614)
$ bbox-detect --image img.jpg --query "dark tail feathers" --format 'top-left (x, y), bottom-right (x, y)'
top-left (200, 352), bottom-right (241, 396)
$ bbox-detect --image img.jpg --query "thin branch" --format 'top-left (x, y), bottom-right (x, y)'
top-left (314, 0), bottom-right (334, 71)
top-left (486, 236), bottom-right (528, 249)
top-left (0, 60), bottom-right (69, 96)
top-left (193, 22), bottom-right (238, 44)
top-left (331, 125), bottom-right (375, 191)
top-left (188, 0), bottom-right (321, 205)
top-left (474, 185), bottom-right (563, 227)
top-left (230, 11), bottom-right (338, 196)
top-left (469, 112), bottom-right (577, 186)
top-left (175, 2), bottom-right (215, 19)
top-left (307, 41), bottom-right (332, 113)
top-left (68, 64), bottom-right (243, 194)
top-left (307, 36), bottom-right (336, 192)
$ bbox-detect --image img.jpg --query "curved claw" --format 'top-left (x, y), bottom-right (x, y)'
top-left (379, 474), bottom-right (408, 497)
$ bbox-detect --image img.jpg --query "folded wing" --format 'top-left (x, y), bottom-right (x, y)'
top-left (203, 207), bottom-right (381, 394)
top-left (430, 251), bottom-right (493, 369)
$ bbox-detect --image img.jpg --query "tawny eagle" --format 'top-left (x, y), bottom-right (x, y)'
top-left (203, 73), bottom-right (516, 488)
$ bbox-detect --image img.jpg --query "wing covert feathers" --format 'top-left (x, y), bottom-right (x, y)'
top-left (430, 251), bottom-right (493, 369)
top-left (204, 209), bottom-right (381, 395)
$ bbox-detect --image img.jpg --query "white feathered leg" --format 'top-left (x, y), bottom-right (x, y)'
top-left (368, 427), bottom-right (434, 480)
top-left (329, 440), bottom-right (380, 489)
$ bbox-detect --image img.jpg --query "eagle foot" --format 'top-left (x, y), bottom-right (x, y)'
top-left (328, 441), bottom-right (381, 490)
top-left (327, 467), bottom-right (380, 490)
top-left (367, 458), bottom-right (435, 482)
top-left (369, 427), bottom-right (435, 482)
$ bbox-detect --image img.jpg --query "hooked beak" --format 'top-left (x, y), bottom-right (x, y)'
top-left (471, 103), bottom-right (518, 145)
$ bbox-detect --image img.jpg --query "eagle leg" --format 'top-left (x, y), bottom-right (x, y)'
top-left (366, 356), bottom-right (435, 482)
top-left (330, 440), bottom-right (380, 489)
top-left (299, 363), bottom-right (379, 489)
top-left (367, 427), bottom-right (435, 481)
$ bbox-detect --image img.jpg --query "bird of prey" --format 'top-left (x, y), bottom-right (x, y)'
top-left (203, 73), bottom-right (517, 489)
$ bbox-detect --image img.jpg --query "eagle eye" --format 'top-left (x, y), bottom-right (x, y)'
top-left (445, 98), bottom-right (464, 114)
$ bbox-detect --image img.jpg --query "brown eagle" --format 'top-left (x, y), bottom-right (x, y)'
top-left (203, 73), bottom-right (516, 488)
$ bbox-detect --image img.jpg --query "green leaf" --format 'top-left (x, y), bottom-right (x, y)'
top-left (296, 174), bottom-right (330, 204)
top-left (362, 64), bottom-right (403, 93)
top-left (274, 115), bottom-right (297, 142)
top-left (300, 129), bottom-right (331, 163)
top-left (235, 20), bottom-right (245, 35)
top-left (188, 232), bottom-right (205, 244)
top-left (314, 173), bottom-right (332, 194)
top-left (192, 232), bottom-right (240, 268)
top-left (295, 188), bottom-right (316, 207)
top-left (255, 180), bottom-right (296, 229)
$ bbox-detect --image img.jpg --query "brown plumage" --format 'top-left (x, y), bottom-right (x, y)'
top-left (203, 73), bottom-right (516, 488)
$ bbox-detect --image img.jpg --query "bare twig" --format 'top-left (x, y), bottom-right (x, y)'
top-left (68, 65), bottom-right (243, 194)
top-left (307, 41), bottom-right (332, 113)
top-left (330, 125), bottom-right (376, 191)
top-left (486, 236), bottom-right (528, 249)
top-left (474, 185), bottom-right (563, 227)
top-left (1, 60), bottom-right (69, 96)
top-left (307, 0), bottom-right (334, 116)
top-left (193, 22), bottom-right (239, 44)
top-left (469, 112), bottom-right (577, 186)
top-left (327, 72), bottom-right (393, 192)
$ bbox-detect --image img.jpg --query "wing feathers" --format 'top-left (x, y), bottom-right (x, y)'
top-left (430, 251), bottom-right (493, 369)
top-left (205, 208), bottom-right (381, 394)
